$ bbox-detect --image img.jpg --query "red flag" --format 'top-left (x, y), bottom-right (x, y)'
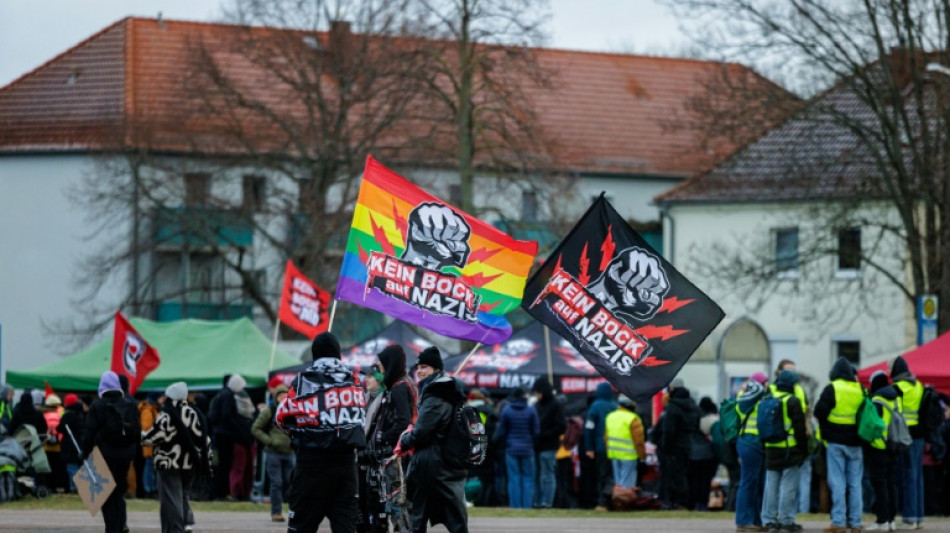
top-left (278, 260), bottom-right (331, 339)
top-left (44, 381), bottom-right (54, 400)
top-left (111, 312), bottom-right (160, 395)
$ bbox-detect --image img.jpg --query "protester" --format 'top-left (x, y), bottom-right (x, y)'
top-left (690, 397), bottom-right (719, 511)
top-left (761, 370), bottom-right (807, 533)
top-left (398, 362), bottom-right (469, 533)
top-left (531, 377), bottom-right (565, 509)
top-left (583, 382), bottom-right (617, 510)
top-left (208, 374), bottom-right (233, 500)
top-left (735, 372), bottom-right (769, 532)
top-left (604, 395), bottom-right (645, 489)
top-left (276, 332), bottom-right (365, 533)
top-left (892, 355), bottom-right (926, 529)
top-left (10, 387), bottom-right (48, 436)
top-left (770, 360), bottom-right (811, 515)
top-left (360, 365), bottom-right (387, 532)
top-left (57, 393), bottom-right (85, 492)
top-left (466, 388), bottom-right (498, 506)
top-left (139, 391), bottom-right (163, 498)
top-left (0, 385), bottom-right (13, 436)
top-left (414, 347), bottom-right (441, 390)
top-left (815, 357), bottom-right (864, 533)
top-left (142, 381), bottom-right (209, 533)
top-left (496, 387), bottom-right (539, 509)
top-left (252, 384), bottom-right (294, 523)
top-left (660, 378), bottom-right (699, 510)
top-left (865, 371), bottom-right (900, 531)
top-left (42, 394), bottom-right (68, 493)
top-left (82, 371), bottom-right (141, 533)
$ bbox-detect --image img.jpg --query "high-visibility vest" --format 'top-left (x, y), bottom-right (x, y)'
top-left (770, 383), bottom-right (808, 412)
top-left (764, 392), bottom-right (798, 449)
top-left (827, 380), bottom-right (863, 425)
top-left (870, 395), bottom-right (899, 450)
top-left (605, 408), bottom-right (639, 460)
top-left (895, 380), bottom-right (923, 427)
top-left (738, 391), bottom-right (760, 436)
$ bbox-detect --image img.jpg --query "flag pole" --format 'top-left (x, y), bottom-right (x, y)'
top-left (453, 342), bottom-right (482, 376)
top-left (64, 425), bottom-right (97, 484)
top-left (327, 299), bottom-right (339, 333)
top-left (543, 326), bottom-right (554, 386)
top-left (267, 318), bottom-right (281, 370)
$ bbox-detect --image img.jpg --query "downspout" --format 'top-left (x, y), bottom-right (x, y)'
top-left (659, 203), bottom-right (674, 264)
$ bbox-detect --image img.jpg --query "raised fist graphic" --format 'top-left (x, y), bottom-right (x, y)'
top-left (586, 246), bottom-right (670, 321)
top-left (400, 203), bottom-right (472, 270)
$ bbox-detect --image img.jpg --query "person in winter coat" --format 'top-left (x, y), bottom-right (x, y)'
top-left (252, 384), bottom-right (294, 522)
top-left (660, 378), bottom-right (699, 510)
top-left (583, 382), bottom-right (617, 509)
top-left (865, 370), bottom-right (901, 531)
top-left (735, 372), bottom-right (769, 532)
top-left (9, 387), bottom-right (48, 437)
top-left (496, 387), bottom-right (540, 509)
top-left (398, 369), bottom-right (469, 533)
top-left (814, 357), bottom-right (864, 533)
top-left (531, 377), bottom-right (565, 508)
top-left (891, 355), bottom-right (926, 529)
top-left (467, 388), bottom-right (498, 507)
top-left (82, 371), bottom-right (141, 533)
top-left (276, 332), bottom-right (366, 533)
top-left (359, 366), bottom-right (387, 533)
top-left (761, 370), bottom-right (808, 532)
top-left (690, 396), bottom-right (720, 511)
top-left (227, 375), bottom-right (257, 500)
top-left (604, 395), bottom-right (646, 489)
top-left (57, 394), bottom-right (85, 492)
top-left (139, 391), bottom-right (163, 498)
top-left (142, 382), bottom-right (210, 533)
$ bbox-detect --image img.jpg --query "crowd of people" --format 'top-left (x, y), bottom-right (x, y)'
top-left (3, 338), bottom-right (950, 533)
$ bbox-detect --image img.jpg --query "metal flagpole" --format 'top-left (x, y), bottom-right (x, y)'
top-left (267, 318), bottom-right (281, 370)
top-left (64, 425), bottom-right (97, 484)
top-left (543, 326), bottom-right (554, 386)
top-left (452, 342), bottom-right (482, 376)
top-left (327, 300), bottom-right (339, 333)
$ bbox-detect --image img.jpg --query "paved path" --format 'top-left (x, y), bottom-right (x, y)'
top-left (3, 511), bottom-right (950, 533)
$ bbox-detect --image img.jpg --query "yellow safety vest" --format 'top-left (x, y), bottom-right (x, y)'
top-left (737, 390), bottom-right (760, 436)
top-left (765, 392), bottom-right (798, 449)
top-left (770, 383), bottom-right (808, 412)
top-left (895, 380), bottom-right (923, 427)
top-left (605, 408), bottom-right (639, 460)
top-left (870, 395), bottom-right (898, 451)
top-left (828, 380), bottom-right (864, 425)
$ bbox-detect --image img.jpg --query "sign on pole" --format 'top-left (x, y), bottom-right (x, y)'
top-left (73, 447), bottom-right (115, 516)
top-left (918, 295), bottom-right (938, 346)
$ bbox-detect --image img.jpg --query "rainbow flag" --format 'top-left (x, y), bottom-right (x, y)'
top-left (335, 156), bottom-right (538, 344)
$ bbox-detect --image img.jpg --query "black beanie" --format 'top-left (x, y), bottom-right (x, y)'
top-left (417, 346), bottom-right (443, 371)
top-left (311, 332), bottom-right (341, 360)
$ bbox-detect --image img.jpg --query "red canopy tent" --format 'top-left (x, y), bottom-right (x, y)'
top-left (858, 332), bottom-right (950, 394)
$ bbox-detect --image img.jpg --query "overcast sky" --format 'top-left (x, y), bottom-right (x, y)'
top-left (0, 0), bottom-right (689, 87)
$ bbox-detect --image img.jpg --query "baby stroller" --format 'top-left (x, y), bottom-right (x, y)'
top-left (0, 435), bottom-right (28, 502)
top-left (13, 424), bottom-right (51, 498)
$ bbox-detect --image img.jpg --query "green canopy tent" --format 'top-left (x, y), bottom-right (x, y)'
top-left (6, 317), bottom-right (298, 392)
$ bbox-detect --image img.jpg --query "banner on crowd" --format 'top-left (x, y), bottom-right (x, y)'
top-left (522, 195), bottom-right (724, 402)
top-left (111, 312), bottom-right (160, 395)
top-left (335, 155), bottom-right (538, 344)
top-left (278, 260), bottom-right (331, 339)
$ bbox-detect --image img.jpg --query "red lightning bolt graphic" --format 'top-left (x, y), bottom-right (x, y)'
top-left (658, 297), bottom-right (694, 314)
top-left (633, 325), bottom-right (689, 341)
top-left (357, 240), bottom-right (369, 263)
top-left (469, 247), bottom-right (501, 264)
top-left (462, 272), bottom-right (502, 288)
top-left (578, 243), bottom-right (591, 285)
top-left (599, 225), bottom-right (616, 272)
top-left (478, 300), bottom-right (502, 313)
top-left (639, 356), bottom-right (671, 367)
top-left (392, 199), bottom-right (408, 239)
top-left (530, 254), bottom-right (562, 308)
top-left (369, 214), bottom-right (396, 256)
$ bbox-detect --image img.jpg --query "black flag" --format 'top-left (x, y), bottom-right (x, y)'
top-left (522, 195), bottom-right (724, 402)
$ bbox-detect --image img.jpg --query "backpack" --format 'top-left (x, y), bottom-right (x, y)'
top-left (874, 399), bottom-right (911, 454)
top-left (919, 385), bottom-right (945, 434)
top-left (441, 402), bottom-right (488, 470)
top-left (561, 416), bottom-right (584, 450)
top-left (103, 397), bottom-right (141, 447)
top-left (857, 396), bottom-right (886, 443)
top-left (719, 397), bottom-right (746, 443)
top-left (756, 394), bottom-right (788, 443)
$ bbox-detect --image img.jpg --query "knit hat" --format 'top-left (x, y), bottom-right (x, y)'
top-left (750, 372), bottom-right (768, 385)
top-left (227, 374), bottom-right (246, 393)
top-left (417, 346), bottom-right (443, 371)
top-left (44, 394), bottom-right (62, 407)
top-left (267, 376), bottom-right (284, 390)
top-left (311, 332), bottom-right (342, 360)
top-left (165, 381), bottom-right (188, 401)
top-left (98, 371), bottom-right (122, 397)
top-left (870, 370), bottom-right (890, 394)
top-left (777, 369), bottom-right (799, 387)
top-left (617, 395), bottom-right (636, 408)
top-left (63, 394), bottom-right (80, 407)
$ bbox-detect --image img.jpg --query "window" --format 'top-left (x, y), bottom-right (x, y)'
top-left (836, 340), bottom-right (861, 365)
top-left (522, 191), bottom-right (538, 222)
top-left (775, 228), bottom-right (799, 276)
top-left (183, 173), bottom-right (211, 206)
top-left (837, 227), bottom-right (861, 273)
top-left (448, 184), bottom-right (462, 206)
top-left (242, 175), bottom-right (266, 212)
top-left (187, 252), bottom-right (224, 303)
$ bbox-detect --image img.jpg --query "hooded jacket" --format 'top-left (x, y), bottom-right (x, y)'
top-left (764, 382), bottom-right (808, 470)
top-left (398, 372), bottom-right (468, 533)
top-left (81, 390), bottom-right (139, 462)
top-left (532, 377), bottom-right (566, 452)
top-left (497, 395), bottom-right (540, 457)
top-left (57, 401), bottom-right (86, 463)
top-left (891, 355), bottom-right (927, 439)
top-left (584, 383), bottom-right (618, 454)
top-left (10, 390), bottom-right (48, 437)
top-left (142, 399), bottom-right (212, 472)
top-left (661, 387), bottom-right (700, 455)
top-left (815, 358), bottom-right (862, 446)
top-left (375, 345), bottom-right (417, 451)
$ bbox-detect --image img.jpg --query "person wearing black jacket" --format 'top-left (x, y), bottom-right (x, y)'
top-left (82, 371), bottom-right (141, 533)
top-left (531, 377), bottom-right (565, 509)
top-left (865, 371), bottom-right (900, 531)
top-left (9, 387), bottom-right (48, 437)
top-left (398, 370), bottom-right (468, 533)
top-left (57, 394), bottom-right (85, 492)
top-left (660, 379), bottom-right (699, 509)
